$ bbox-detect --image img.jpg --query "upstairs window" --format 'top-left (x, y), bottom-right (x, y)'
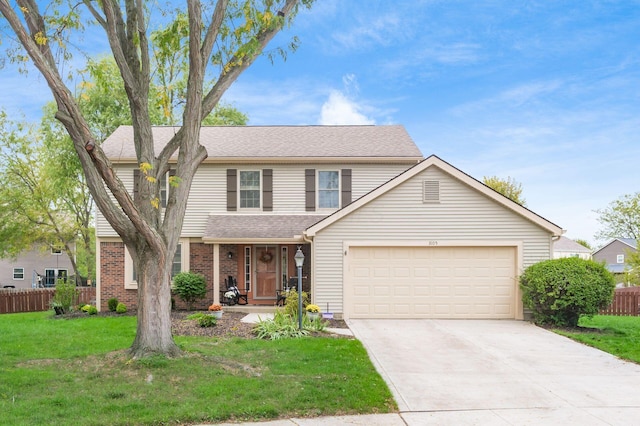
top-left (240, 171), bottom-right (261, 209)
top-left (318, 171), bottom-right (339, 209)
top-left (617, 254), bottom-right (625, 264)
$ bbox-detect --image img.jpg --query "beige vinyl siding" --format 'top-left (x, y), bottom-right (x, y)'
top-left (312, 166), bottom-right (553, 315)
top-left (96, 163), bottom-right (413, 238)
top-left (95, 164), bottom-right (136, 238)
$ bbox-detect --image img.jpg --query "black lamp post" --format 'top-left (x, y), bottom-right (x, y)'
top-left (294, 247), bottom-right (305, 330)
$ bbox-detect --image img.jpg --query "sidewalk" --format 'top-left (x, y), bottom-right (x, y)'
top-left (200, 413), bottom-right (405, 426)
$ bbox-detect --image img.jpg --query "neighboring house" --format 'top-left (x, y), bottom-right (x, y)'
top-left (0, 246), bottom-right (74, 289)
top-left (96, 125), bottom-right (564, 320)
top-left (592, 238), bottom-right (637, 274)
top-left (552, 236), bottom-right (592, 260)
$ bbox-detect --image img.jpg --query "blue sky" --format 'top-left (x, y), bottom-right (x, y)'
top-left (2, 1), bottom-right (639, 246)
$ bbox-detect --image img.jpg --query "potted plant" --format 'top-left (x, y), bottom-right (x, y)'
top-left (208, 303), bottom-right (223, 319)
top-left (305, 304), bottom-right (321, 320)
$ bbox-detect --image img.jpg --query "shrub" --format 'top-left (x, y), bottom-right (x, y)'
top-left (186, 312), bottom-right (217, 328)
top-left (520, 257), bottom-right (615, 327)
top-left (80, 304), bottom-right (91, 312)
top-left (107, 298), bottom-right (119, 312)
top-left (172, 272), bottom-right (207, 310)
top-left (283, 289), bottom-right (309, 317)
top-left (87, 305), bottom-right (98, 315)
top-left (50, 279), bottom-right (79, 314)
top-left (116, 302), bottom-right (127, 314)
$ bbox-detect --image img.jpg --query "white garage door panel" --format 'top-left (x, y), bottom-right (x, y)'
top-left (347, 246), bottom-right (516, 319)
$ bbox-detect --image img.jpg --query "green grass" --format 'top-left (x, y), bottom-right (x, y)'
top-left (0, 311), bottom-right (395, 426)
top-left (554, 315), bottom-right (640, 363)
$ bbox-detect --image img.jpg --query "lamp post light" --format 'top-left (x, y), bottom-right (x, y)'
top-left (294, 247), bottom-right (305, 330)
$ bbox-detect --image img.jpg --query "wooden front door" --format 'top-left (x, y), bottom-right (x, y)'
top-left (255, 246), bottom-right (277, 299)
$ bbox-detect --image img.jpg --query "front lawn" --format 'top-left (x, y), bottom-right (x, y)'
top-left (554, 315), bottom-right (640, 364)
top-left (0, 311), bottom-right (395, 426)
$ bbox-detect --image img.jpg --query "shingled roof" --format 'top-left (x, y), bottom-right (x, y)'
top-left (203, 215), bottom-right (328, 242)
top-left (101, 125), bottom-right (423, 162)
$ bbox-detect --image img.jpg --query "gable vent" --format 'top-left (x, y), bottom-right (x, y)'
top-left (423, 180), bottom-right (440, 203)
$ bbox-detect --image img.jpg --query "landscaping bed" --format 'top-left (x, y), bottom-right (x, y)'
top-left (170, 310), bottom-right (348, 338)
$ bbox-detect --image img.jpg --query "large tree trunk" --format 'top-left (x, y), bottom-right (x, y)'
top-left (128, 240), bottom-right (180, 358)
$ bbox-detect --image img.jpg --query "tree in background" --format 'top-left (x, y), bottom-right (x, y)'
top-left (482, 175), bottom-right (526, 206)
top-left (623, 250), bottom-right (640, 287)
top-left (0, 0), bottom-right (312, 358)
top-left (574, 239), bottom-right (592, 250)
top-left (595, 193), bottom-right (640, 241)
top-left (0, 113), bottom-right (89, 281)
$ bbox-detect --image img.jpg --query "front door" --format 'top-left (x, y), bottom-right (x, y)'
top-left (255, 246), bottom-right (277, 299)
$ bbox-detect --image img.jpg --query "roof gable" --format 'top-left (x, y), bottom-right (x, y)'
top-left (593, 238), bottom-right (638, 256)
top-left (101, 125), bottom-right (423, 162)
top-left (305, 155), bottom-right (564, 237)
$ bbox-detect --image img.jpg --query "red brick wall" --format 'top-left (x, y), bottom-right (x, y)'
top-left (220, 244), bottom-right (239, 288)
top-left (100, 241), bottom-right (216, 312)
top-left (99, 242), bottom-right (137, 311)
top-left (172, 243), bottom-right (214, 311)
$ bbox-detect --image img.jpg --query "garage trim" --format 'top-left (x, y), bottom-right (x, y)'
top-left (343, 240), bottom-right (524, 320)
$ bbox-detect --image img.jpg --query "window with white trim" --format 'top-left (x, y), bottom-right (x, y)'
top-left (617, 254), bottom-right (624, 264)
top-left (244, 247), bottom-right (252, 291)
top-left (13, 267), bottom-right (24, 280)
top-left (318, 170), bottom-right (339, 209)
top-left (239, 171), bottom-right (261, 209)
top-left (281, 246), bottom-right (288, 289)
top-left (171, 243), bottom-right (183, 278)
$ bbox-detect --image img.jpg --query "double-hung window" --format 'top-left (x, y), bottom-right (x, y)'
top-left (240, 171), bottom-right (261, 209)
top-left (318, 171), bottom-right (339, 209)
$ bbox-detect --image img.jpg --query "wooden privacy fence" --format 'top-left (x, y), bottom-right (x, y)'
top-left (600, 288), bottom-right (640, 316)
top-left (0, 287), bottom-right (95, 314)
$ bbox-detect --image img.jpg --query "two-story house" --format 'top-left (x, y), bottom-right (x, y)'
top-left (593, 238), bottom-right (637, 276)
top-left (0, 245), bottom-right (74, 289)
top-left (96, 125), bottom-right (563, 320)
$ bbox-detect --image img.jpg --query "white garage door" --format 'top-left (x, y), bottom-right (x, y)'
top-left (347, 246), bottom-right (516, 319)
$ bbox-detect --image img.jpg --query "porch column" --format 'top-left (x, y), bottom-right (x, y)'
top-left (213, 243), bottom-right (220, 304)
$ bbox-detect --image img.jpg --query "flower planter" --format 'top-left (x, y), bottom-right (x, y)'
top-left (307, 312), bottom-right (320, 321)
top-left (209, 311), bottom-right (223, 319)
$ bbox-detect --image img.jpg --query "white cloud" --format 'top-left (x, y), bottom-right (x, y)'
top-left (319, 91), bottom-right (375, 125)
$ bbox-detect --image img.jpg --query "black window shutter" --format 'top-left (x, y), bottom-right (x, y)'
top-left (227, 169), bottom-right (237, 211)
top-left (263, 169), bottom-right (273, 211)
top-left (305, 169), bottom-right (316, 211)
top-left (341, 169), bottom-right (352, 208)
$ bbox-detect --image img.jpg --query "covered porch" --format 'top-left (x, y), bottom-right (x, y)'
top-left (203, 214), bottom-right (325, 307)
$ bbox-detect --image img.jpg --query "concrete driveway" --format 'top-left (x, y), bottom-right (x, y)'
top-left (348, 319), bottom-right (640, 425)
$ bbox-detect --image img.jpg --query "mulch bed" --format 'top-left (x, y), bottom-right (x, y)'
top-left (171, 311), bottom-right (349, 338)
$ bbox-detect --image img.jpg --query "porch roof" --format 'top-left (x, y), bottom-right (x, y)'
top-left (203, 215), bottom-right (327, 243)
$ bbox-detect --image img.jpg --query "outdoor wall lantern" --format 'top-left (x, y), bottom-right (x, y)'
top-left (227, 251), bottom-right (233, 259)
top-left (294, 247), bottom-right (305, 330)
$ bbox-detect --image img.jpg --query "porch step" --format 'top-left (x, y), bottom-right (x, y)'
top-left (223, 305), bottom-right (277, 314)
